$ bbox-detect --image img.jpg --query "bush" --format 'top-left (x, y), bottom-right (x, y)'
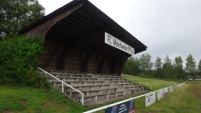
top-left (24, 67), bottom-right (50, 89)
top-left (139, 72), bottom-right (147, 78)
top-left (0, 35), bottom-right (50, 88)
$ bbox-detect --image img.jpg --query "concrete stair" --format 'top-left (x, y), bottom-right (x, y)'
top-left (46, 71), bottom-right (149, 106)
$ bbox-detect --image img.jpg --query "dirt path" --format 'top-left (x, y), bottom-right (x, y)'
top-left (193, 88), bottom-right (201, 100)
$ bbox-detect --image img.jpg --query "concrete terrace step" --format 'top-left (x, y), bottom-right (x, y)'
top-left (70, 89), bottom-right (126, 103)
top-left (96, 75), bottom-right (122, 78)
top-left (66, 86), bottom-right (118, 93)
top-left (48, 79), bottom-right (109, 86)
top-left (81, 90), bottom-right (125, 103)
top-left (46, 71), bottom-right (150, 106)
top-left (109, 80), bottom-right (131, 84)
top-left (84, 90), bottom-right (149, 107)
top-left (48, 77), bottom-right (100, 81)
top-left (54, 74), bottom-right (93, 78)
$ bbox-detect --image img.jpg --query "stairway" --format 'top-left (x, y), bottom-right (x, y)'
top-left (43, 70), bottom-right (149, 106)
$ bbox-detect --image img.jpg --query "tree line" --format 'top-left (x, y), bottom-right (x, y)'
top-left (122, 53), bottom-right (201, 80)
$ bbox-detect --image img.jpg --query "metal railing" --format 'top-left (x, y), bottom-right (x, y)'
top-left (83, 93), bottom-right (147, 113)
top-left (38, 67), bottom-right (85, 105)
top-left (83, 82), bottom-right (185, 113)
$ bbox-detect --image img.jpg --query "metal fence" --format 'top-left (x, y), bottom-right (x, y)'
top-left (83, 82), bottom-right (185, 113)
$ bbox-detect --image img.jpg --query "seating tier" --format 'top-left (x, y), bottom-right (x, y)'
top-left (46, 71), bottom-right (149, 106)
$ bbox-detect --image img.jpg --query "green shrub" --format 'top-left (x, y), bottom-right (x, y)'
top-left (0, 35), bottom-right (49, 88)
top-left (139, 72), bottom-right (147, 78)
top-left (24, 67), bottom-right (50, 89)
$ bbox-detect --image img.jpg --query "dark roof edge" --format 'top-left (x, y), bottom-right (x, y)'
top-left (19, 0), bottom-right (81, 34)
top-left (81, 0), bottom-right (147, 52)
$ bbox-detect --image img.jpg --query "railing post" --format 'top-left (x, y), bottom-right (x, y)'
top-left (81, 93), bottom-right (84, 105)
top-left (62, 82), bottom-right (64, 93)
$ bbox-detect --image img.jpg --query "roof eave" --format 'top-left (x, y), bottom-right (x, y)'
top-left (19, 0), bottom-right (82, 34)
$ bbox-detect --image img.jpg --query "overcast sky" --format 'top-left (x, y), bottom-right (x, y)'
top-left (38, 0), bottom-right (201, 65)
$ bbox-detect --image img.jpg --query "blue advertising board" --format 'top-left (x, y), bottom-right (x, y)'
top-left (105, 99), bottom-right (135, 113)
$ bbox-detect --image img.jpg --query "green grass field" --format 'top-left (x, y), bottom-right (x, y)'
top-left (0, 75), bottom-right (200, 113)
top-left (122, 75), bottom-right (201, 113)
top-left (122, 74), bottom-right (180, 90)
top-left (0, 86), bottom-right (89, 113)
top-left (137, 81), bottom-right (201, 113)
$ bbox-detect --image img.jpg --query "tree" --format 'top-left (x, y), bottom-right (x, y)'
top-left (0, 0), bottom-right (45, 38)
top-left (185, 54), bottom-right (196, 80)
top-left (122, 57), bottom-right (140, 75)
top-left (162, 55), bottom-right (174, 79)
top-left (139, 53), bottom-right (153, 71)
top-left (197, 59), bottom-right (201, 76)
top-left (138, 53), bottom-right (153, 77)
top-left (174, 56), bottom-right (184, 80)
top-left (154, 57), bottom-right (163, 79)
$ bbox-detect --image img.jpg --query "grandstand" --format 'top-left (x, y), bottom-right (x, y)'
top-left (20, 0), bottom-right (148, 106)
top-left (43, 70), bottom-right (149, 106)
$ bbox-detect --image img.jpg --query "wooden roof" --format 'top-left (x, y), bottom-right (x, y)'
top-left (19, 0), bottom-right (147, 54)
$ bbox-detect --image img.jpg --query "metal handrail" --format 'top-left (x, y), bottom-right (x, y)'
top-left (38, 67), bottom-right (85, 105)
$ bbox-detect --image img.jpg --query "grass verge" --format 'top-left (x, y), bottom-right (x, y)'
top-left (122, 74), bottom-right (180, 90)
top-left (0, 86), bottom-right (89, 113)
top-left (137, 81), bottom-right (201, 113)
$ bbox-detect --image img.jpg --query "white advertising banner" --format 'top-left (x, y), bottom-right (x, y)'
top-left (145, 92), bottom-right (156, 107)
top-left (157, 89), bottom-right (164, 100)
top-left (163, 88), bottom-right (169, 95)
top-left (105, 32), bottom-right (135, 55)
top-left (169, 86), bottom-right (173, 92)
top-left (178, 84), bottom-right (182, 88)
top-left (173, 85), bottom-right (177, 90)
